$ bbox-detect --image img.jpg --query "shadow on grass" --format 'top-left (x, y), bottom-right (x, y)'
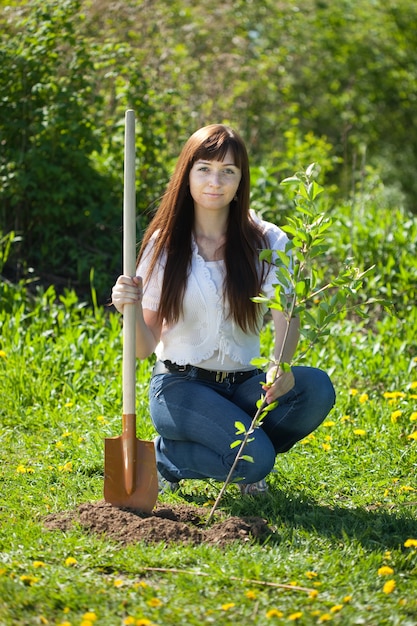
top-left (224, 487), bottom-right (417, 550)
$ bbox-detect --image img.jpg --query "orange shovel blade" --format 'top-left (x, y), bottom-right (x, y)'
top-left (104, 433), bottom-right (158, 513)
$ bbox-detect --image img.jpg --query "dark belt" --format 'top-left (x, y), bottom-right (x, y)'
top-left (153, 360), bottom-right (260, 385)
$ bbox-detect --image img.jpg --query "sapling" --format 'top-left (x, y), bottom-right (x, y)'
top-left (206, 163), bottom-right (375, 524)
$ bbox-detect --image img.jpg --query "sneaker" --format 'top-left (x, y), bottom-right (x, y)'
top-left (157, 470), bottom-right (180, 494)
top-left (238, 479), bottom-right (268, 495)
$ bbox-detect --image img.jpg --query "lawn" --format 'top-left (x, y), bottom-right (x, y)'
top-left (1, 191), bottom-right (416, 625)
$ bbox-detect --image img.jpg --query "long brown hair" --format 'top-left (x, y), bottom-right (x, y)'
top-left (137, 124), bottom-right (268, 332)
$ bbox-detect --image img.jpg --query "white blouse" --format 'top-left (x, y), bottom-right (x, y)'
top-left (137, 211), bottom-right (289, 369)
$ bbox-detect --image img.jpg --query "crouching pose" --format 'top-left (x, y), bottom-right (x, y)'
top-left (112, 124), bottom-right (335, 494)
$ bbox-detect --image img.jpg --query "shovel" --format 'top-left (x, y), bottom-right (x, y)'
top-left (104, 109), bottom-right (158, 512)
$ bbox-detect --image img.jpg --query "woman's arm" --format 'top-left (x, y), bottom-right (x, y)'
top-left (262, 310), bottom-right (300, 404)
top-left (111, 275), bottom-right (162, 359)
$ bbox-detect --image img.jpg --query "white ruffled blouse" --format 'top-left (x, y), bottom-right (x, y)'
top-left (137, 212), bottom-right (289, 369)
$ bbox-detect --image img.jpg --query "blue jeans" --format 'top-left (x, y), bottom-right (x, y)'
top-left (150, 366), bottom-right (335, 485)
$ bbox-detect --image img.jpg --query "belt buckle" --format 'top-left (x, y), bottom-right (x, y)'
top-left (215, 370), bottom-right (228, 383)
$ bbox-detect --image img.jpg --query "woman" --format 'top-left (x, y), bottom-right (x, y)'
top-left (111, 124), bottom-right (335, 495)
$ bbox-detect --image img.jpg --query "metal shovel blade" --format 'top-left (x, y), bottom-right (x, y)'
top-left (104, 414), bottom-right (158, 512)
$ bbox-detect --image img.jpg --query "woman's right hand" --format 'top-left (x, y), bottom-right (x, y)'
top-left (111, 275), bottom-right (143, 314)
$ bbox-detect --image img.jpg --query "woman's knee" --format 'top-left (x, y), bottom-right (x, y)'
top-left (232, 433), bottom-right (276, 483)
top-left (295, 366), bottom-right (336, 411)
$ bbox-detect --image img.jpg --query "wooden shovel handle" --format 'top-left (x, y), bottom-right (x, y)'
top-left (123, 110), bottom-right (137, 417)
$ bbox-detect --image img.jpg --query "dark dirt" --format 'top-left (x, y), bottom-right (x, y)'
top-left (44, 500), bottom-right (275, 546)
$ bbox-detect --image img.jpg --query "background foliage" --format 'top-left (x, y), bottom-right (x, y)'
top-left (1, 0), bottom-right (417, 300)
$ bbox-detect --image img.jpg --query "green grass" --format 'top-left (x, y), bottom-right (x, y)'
top-left (1, 197), bottom-right (417, 625)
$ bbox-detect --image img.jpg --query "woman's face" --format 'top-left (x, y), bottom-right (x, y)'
top-left (188, 149), bottom-right (242, 215)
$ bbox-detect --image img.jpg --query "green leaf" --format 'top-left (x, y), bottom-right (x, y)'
top-left (234, 421), bottom-right (246, 435)
top-left (240, 455), bottom-right (254, 463)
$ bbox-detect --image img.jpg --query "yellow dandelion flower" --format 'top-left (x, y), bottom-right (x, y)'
top-left (410, 412), bottom-right (417, 422)
top-left (330, 604), bottom-right (343, 613)
top-left (266, 608), bottom-right (284, 618)
top-left (353, 429), bottom-right (366, 436)
top-left (340, 414), bottom-right (351, 422)
top-left (57, 621), bottom-right (71, 626)
top-left (349, 388), bottom-right (359, 396)
top-left (288, 611), bottom-right (303, 621)
top-left (55, 441), bottom-right (64, 449)
top-left (343, 595), bottom-right (352, 603)
top-left (62, 431), bottom-right (72, 438)
top-left (384, 551), bottom-right (392, 559)
top-left (16, 465), bottom-right (27, 474)
top-left (133, 581), bottom-right (148, 589)
top-left (20, 574), bottom-right (40, 586)
top-left (82, 613), bottom-right (97, 622)
top-left (318, 615), bottom-right (332, 623)
top-left (58, 462), bottom-right (73, 472)
top-left (147, 598), bottom-right (162, 608)
top-left (64, 402), bottom-right (74, 408)
top-left (407, 432), bottom-right (417, 440)
top-left (410, 381), bottom-right (417, 389)
top-left (382, 579), bottom-right (396, 594)
top-left (322, 443), bottom-right (331, 451)
top-left (114, 578), bottom-right (124, 587)
top-left (404, 538), bottom-right (417, 548)
top-left (323, 421), bottom-right (335, 427)
top-left (378, 566), bottom-right (394, 576)
top-left (399, 485), bottom-right (415, 493)
top-left (245, 590), bottom-right (257, 600)
top-left (309, 589), bottom-right (319, 599)
top-left (33, 561), bottom-right (46, 568)
top-left (81, 621), bottom-right (94, 626)
top-left (136, 620), bottom-right (154, 626)
top-left (391, 410), bottom-right (402, 423)
top-left (359, 393), bottom-right (369, 404)
top-left (305, 571), bottom-right (318, 579)
top-left (221, 603), bottom-right (235, 611)
top-left (64, 557), bottom-right (77, 567)
top-left (123, 618), bottom-right (136, 625)
top-left (0, 350), bottom-right (6, 359)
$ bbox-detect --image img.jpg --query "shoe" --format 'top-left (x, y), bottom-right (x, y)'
top-left (157, 470), bottom-right (180, 494)
top-left (238, 479), bottom-right (268, 495)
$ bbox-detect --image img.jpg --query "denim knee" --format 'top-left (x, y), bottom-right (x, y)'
top-left (232, 432), bottom-right (276, 483)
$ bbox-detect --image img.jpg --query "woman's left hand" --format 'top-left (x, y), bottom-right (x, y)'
top-left (262, 365), bottom-right (295, 404)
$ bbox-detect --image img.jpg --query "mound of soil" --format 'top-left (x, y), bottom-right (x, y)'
top-left (44, 500), bottom-right (275, 546)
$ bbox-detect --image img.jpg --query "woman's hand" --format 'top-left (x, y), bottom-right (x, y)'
top-left (111, 275), bottom-right (143, 314)
top-left (262, 364), bottom-right (295, 404)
